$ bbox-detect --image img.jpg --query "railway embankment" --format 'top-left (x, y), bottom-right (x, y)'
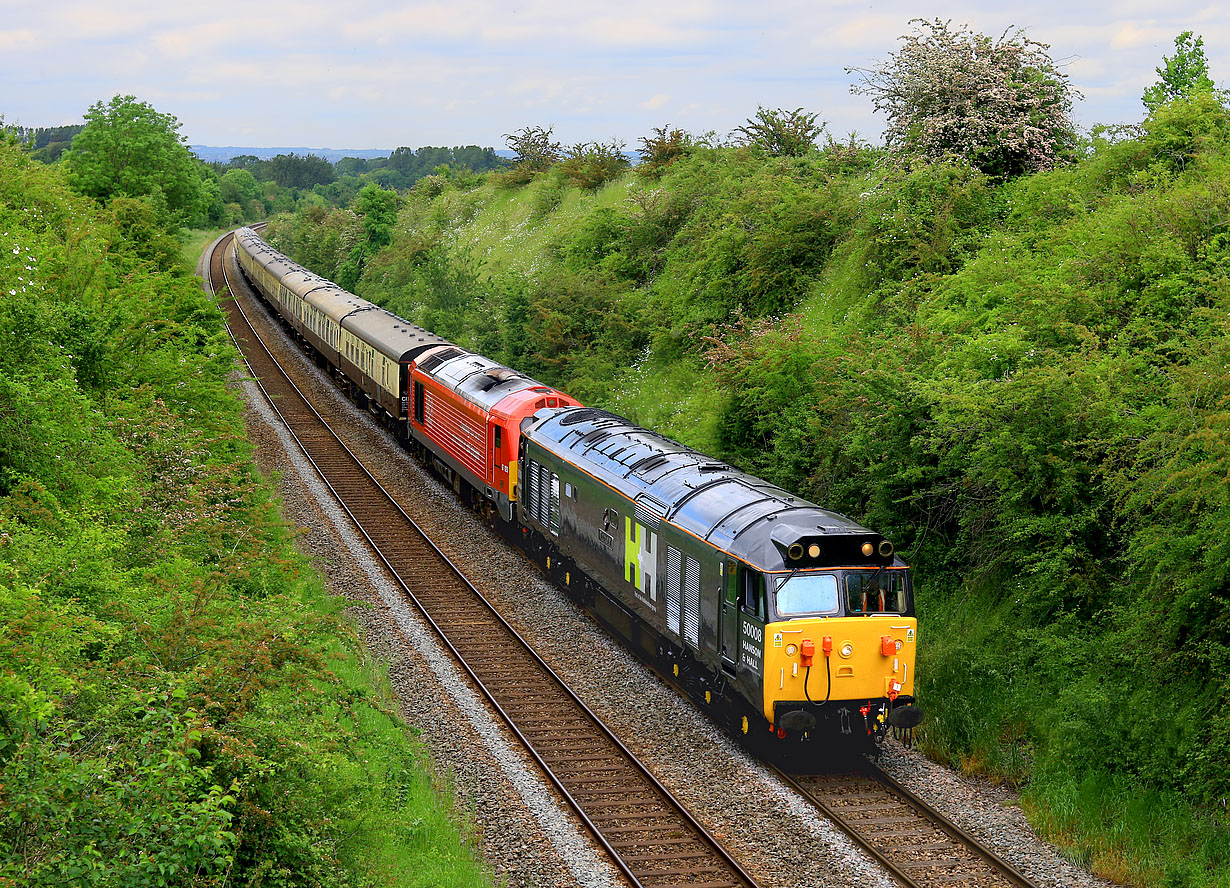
top-left (0, 140), bottom-right (489, 886)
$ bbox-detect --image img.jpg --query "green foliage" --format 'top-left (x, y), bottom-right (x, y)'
top-left (557, 139), bottom-right (630, 189)
top-left (63, 95), bottom-right (211, 227)
top-left (492, 125), bottom-right (562, 187)
top-left (637, 125), bottom-right (692, 178)
top-left (337, 183), bottom-right (401, 289)
top-left (1141, 90), bottom-right (1230, 173)
top-left (732, 107), bottom-right (824, 157)
top-left (1143, 31), bottom-right (1221, 110)
top-left (0, 141), bottom-right (488, 887)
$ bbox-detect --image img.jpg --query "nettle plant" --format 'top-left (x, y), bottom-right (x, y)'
top-left (848, 19), bottom-right (1080, 180)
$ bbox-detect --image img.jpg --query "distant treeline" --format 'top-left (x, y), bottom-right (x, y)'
top-left (4, 115), bottom-right (508, 225)
top-left (211, 145), bottom-right (504, 190)
top-left (5, 123), bottom-right (85, 162)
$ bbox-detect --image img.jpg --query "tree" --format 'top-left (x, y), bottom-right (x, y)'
top-left (638, 125), bottom-right (692, 177)
top-left (1142, 31), bottom-right (1220, 110)
top-left (266, 153), bottom-right (335, 189)
top-left (337, 183), bottom-right (400, 290)
top-left (732, 107), bottom-right (824, 157)
top-left (219, 168), bottom-right (260, 205)
top-left (505, 125), bottom-right (562, 172)
top-left (848, 19), bottom-right (1079, 178)
top-left (63, 95), bottom-right (209, 225)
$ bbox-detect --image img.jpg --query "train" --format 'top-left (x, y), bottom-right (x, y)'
top-left (231, 226), bottom-right (922, 759)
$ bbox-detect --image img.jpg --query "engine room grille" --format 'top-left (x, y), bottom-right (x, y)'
top-left (683, 555), bottom-right (700, 647)
top-left (666, 546), bottom-right (682, 639)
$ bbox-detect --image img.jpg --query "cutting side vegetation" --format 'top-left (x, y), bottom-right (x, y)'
top-left (0, 140), bottom-right (490, 886)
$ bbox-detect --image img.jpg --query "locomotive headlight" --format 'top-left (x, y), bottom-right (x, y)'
top-left (840, 642), bottom-right (854, 658)
top-left (786, 643), bottom-right (798, 657)
top-left (861, 542), bottom-right (874, 557)
top-left (807, 543), bottom-right (820, 558)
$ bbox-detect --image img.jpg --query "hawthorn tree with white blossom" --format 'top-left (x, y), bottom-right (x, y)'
top-left (848, 19), bottom-right (1079, 179)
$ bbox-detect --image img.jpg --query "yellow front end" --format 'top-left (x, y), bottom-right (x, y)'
top-left (761, 615), bottom-right (918, 724)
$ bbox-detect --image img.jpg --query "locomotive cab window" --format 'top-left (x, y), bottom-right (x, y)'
top-left (845, 571), bottom-right (907, 615)
top-left (775, 573), bottom-right (839, 617)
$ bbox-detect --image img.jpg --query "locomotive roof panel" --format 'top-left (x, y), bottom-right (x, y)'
top-left (342, 307), bottom-right (456, 363)
top-left (423, 352), bottom-right (560, 412)
top-left (528, 407), bottom-right (889, 571)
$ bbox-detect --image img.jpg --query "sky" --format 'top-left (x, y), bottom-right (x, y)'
top-left (2, 1), bottom-right (1227, 151)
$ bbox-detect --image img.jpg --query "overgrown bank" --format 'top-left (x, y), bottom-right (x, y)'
top-left (270, 93), bottom-right (1230, 886)
top-left (0, 142), bottom-right (489, 885)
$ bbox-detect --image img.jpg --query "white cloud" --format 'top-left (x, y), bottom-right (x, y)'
top-left (1, 0), bottom-right (1225, 146)
top-left (0, 29), bottom-right (38, 51)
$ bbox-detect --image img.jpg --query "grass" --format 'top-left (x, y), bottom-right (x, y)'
top-left (444, 172), bottom-right (640, 280)
top-left (1023, 770), bottom-right (1230, 887)
top-left (180, 225), bottom-right (236, 267)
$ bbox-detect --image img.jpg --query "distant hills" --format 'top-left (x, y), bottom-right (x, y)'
top-left (190, 146), bottom-right (393, 163)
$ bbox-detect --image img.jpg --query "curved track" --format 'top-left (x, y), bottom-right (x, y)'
top-left (207, 231), bottom-right (760, 888)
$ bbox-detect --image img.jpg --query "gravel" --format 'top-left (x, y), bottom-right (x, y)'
top-left (210, 240), bottom-right (1119, 888)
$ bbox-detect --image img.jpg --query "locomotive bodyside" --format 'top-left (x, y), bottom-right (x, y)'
top-left (408, 349), bottom-right (580, 520)
top-left (519, 407), bottom-right (919, 743)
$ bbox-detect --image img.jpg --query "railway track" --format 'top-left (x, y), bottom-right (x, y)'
top-left (207, 232), bottom-right (760, 888)
top-left (207, 229), bottom-right (1050, 888)
top-left (778, 764), bottom-right (1038, 888)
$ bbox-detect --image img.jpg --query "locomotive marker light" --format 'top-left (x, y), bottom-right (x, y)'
top-left (787, 542), bottom-right (804, 560)
top-left (861, 542), bottom-right (874, 557)
top-left (840, 641), bottom-right (854, 658)
top-left (807, 543), bottom-right (820, 558)
top-left (878, 540), bottom-right (895, 557)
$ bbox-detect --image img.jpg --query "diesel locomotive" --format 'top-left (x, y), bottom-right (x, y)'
top-left (231, 226), bottom-right (921, 757)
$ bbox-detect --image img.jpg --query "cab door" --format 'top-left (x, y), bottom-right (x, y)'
top-left (736, 565), bottom-right (766, 685)
top-left (720, 560), bottom-right (739, 673)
